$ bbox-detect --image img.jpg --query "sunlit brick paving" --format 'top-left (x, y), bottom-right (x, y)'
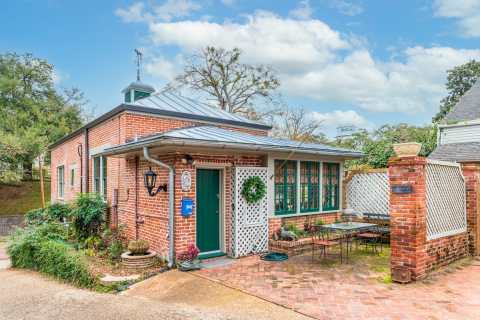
top-left (196, 252), bottom-right (480, 320)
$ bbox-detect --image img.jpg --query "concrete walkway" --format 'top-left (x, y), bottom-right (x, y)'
top-left (0, 239), bottom-right (11, 269)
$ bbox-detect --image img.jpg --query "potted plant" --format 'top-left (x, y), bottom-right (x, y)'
top-left (176, 244), bottom-right (201, 271)
top-left (393, 142), bottom-right (422, 157)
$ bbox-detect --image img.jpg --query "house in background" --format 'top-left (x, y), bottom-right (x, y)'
top-left (49, 78), bottom-right (362, 266)
top-left (430, 81), bottom-right (480, 162)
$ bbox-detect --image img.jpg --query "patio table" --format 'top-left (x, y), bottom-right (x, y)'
top-left (321, 222), bottom-right (377, 263)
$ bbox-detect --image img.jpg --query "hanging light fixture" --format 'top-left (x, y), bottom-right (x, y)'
top-left (144, 167), bottom-right (167, 196)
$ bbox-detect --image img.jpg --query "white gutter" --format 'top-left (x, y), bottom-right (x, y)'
top-left (143, 147), bottom-right (175, 268)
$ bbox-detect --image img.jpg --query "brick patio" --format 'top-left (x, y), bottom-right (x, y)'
top-left (196, 253), bottom-right (480, 320)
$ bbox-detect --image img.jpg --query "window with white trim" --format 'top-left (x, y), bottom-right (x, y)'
top-left (93, 156), bottom-right (107, 198)
top-left (57, 165), bottom-right (65, 199)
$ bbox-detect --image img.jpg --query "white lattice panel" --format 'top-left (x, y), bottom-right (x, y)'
top-left (346, 171), bottom-right (389, 215)
top-left (232, 167), bottom-right (269, 258)
top-left (426, 159), bottom-right (467, 240)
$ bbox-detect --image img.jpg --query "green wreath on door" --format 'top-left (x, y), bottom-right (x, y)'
top-left (241, 176), bottom-right (266, 204)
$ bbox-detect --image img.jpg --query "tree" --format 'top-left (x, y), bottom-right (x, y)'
top-left (0, 52), bottom-right (85, 181)
top-left (334, 124), bottom-right (437, 169)
top-left (273, 107), bottom-right (326, 143)
top-left (433, 60), bottom-right (480, 123)
top-left (172, 47), bottom-right (280, 118)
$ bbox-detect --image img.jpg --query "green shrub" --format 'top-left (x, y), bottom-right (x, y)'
top-left (35, 240), bottom-right (96, 288)
top-left (7, 222), bottom-right (97, 288)
top-left (47, 203), bottom-right (72, 222)
top-left (71, 193), bottom-right (106, 240)
top-left (25, 208), bottom-right (48, 225)
top-left (108, 240), bottom-right (124, 261)
top-left (25, 203), bottom-right (72, 225)
top-left (7, 222), bottom-right (68, 269)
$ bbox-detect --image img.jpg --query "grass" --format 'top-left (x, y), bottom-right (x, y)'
top-left (0, 181), bottom-right (51, 216)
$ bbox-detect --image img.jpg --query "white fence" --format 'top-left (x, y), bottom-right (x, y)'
top-left (232, 167), bottom-right (269, 258)
top-left (425, 159), bottom-right (467, 240)
top-left (345, 170), bottom-right (389, 216)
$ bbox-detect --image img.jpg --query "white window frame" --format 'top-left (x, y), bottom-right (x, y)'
top-left (57, 165), bottom-right (65, 199)
top-left (93, 156), bottom-right (107, 198)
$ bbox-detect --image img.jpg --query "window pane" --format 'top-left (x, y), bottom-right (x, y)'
top-left (300, 162), bottom-right (319, 212)
top-left (322, 163), bottom-right (340, 211)
top-left (93, 157), bottom-right (100, 193)
top-left (274, 160), bottom-right (296, 215)
top-left (102, 157), bottom-right (107, 198)
top-left (58, 166), bottom-right (64, 198)
top-left (70, 168), bottom-right (75, 187)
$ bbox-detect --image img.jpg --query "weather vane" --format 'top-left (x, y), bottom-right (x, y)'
top-left (134, 48), bottom-right (143, 81)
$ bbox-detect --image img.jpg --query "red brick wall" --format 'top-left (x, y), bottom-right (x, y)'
top-left (116, 152), bottom-right (265, 257)
top-left (50, 109), bottom-right (270, 259)
top-left (388, 156), bottom-right (468, 281)
top-left (462, 163), bottom-right (480, 255)
top-left (50, 133), bottom-right (85, 202)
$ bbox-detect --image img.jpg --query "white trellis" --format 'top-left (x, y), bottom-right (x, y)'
top-left (426, 159), bottom-right (467, 240)
top-left (232, 166), bottom-right (269, 258)
top-left (346, 170), bottom-right (389, 215)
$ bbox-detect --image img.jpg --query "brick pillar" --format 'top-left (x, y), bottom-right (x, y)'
top-left (388, 156), bottom-right (427, 281)
top-left (462, 163), bottom-right (480, 255)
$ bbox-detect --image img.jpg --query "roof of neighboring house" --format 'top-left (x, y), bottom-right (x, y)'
top-left (102, 125), bottom-right (364, 158)
top-left (444, 81), bottom-right (480, 122)
top-left (428, 142), bottom-right (480, 162)
top-left (49, 91), bottom-right (272, 149)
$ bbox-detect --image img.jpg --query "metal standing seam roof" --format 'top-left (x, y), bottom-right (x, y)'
top-left (49, 90), bottom-right (272, 149)
top-left (102, 125), bottom-right (364, 158)
top-left (132, 90), bottom-right (268, 128)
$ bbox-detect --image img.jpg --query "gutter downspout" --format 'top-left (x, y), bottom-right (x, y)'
top-left (143, 147), bottom-right (175, 268)
top-left (84, 128), bottom-right (89, 193)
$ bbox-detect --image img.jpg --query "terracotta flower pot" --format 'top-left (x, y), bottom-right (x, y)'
top-left (393, 142), bottom-right (422, 157)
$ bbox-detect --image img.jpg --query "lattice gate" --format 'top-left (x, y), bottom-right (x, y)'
top-left (345, 169), bottom-right (389, 215)
top-left (425, 159), bottom-right (467, 240)
top-left (232, 167), bottom-right (269, 258)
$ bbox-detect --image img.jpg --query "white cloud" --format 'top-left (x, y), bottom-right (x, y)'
top-left (310, 110), bottom-right (371, 133)
top-left (149, 11), bottom-right (349, 74)
top-left (145, 56), bottom-right (180, 81)
top-left (115, 0), bottom-right (200, 23)
top-left (289, 0), bottom-right (313, 20)
top-left (327, 0), bottom-right (364, 16)
top-left (154, 0), bottom-right (201, 22)
top-left (118, 9), bottom-right (480, 115)
top-left (433, 0), bottom-right (480, 37)
top-left (283, 46), bottom-right (480, 114)
top-left (115, 2), bottom-right (151, 23)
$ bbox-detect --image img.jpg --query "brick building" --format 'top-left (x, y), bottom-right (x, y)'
top-left (49, 80), bottom-right (363, 265)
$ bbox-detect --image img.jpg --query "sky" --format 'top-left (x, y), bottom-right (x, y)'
top-left (2, 0), bottom-right (480, 136)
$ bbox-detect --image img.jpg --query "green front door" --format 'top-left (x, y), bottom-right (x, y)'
top-left (196, 169), bottom-right (220, 254)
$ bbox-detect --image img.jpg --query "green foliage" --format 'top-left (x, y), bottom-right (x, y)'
top-left (0, 52), bottom-right (86, 180)
top-left (7, 222), bottom-right (67, 269)
top-left (241, 176), bottom-right (267, 204)
top-left (335, 124), bottom-right (437, 169)
top-left (25, 202), bottom-right (72, 225)
top-left (35, 240), bottom-right (96, 288)
top-left (108, 240), bottom-right (124, 261)
top-left (283, 223), bottom-right (308, 238)
top-left (7, 222), bottom-right (97, 288)
top-left (433, 60), bottom-right (480, 123)
top-left (71, 193), bottom-right (106, 240)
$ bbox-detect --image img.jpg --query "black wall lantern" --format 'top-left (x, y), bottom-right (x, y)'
top-left (144, 167), bottom-right (168, 196)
